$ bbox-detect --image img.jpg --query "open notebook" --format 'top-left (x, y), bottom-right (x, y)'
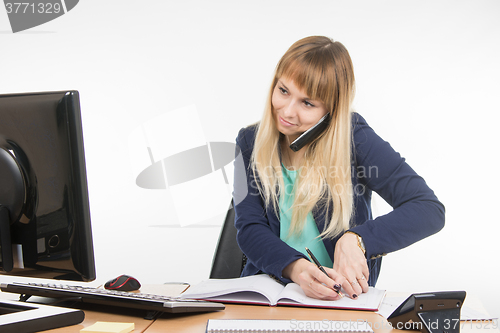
top-left (181, 274), bottom-right (385, 311)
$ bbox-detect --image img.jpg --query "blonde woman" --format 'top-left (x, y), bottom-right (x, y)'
top-left (233, 36), bottom-right (444, 300)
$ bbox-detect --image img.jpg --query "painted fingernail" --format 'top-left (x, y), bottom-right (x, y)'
top-left (352, 294), bottom-right (358, 299)
top-left (333, 284), bottom-right (341, 291)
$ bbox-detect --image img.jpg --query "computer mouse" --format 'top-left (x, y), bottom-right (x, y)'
top-left (104, 275), bottom-right (141, 291)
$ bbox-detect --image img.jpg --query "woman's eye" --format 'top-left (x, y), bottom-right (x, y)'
top-left (304, 100), bottom-right (315, 107)
top-left (278, 87), bottom-right (288, 94)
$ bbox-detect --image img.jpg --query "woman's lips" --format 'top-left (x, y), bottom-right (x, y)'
top-left (279, 116), bottom-right (296, 127)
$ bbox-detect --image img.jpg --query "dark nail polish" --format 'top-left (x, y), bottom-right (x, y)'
top-left (352, 294), bottom-right (358, 299)
top-left (333, 284), bottom-right (341, 291)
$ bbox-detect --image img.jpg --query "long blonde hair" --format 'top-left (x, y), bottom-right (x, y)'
top-left (251, 36), bottom-right (356, 239)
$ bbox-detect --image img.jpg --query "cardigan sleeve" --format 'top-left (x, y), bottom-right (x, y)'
top-left (348, 114), bottom-right (445, 260)
top-left (233, 126), bottom-right (306, 281)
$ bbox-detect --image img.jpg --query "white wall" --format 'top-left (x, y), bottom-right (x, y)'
top-left (1, 0), bottom-right (498, 316)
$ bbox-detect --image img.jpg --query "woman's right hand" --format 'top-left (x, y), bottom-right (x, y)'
top-left (282, 258), bottom-right (345, 300)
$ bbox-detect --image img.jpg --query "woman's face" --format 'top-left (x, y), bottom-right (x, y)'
top-left (272, 76), bottom-right (329, 143)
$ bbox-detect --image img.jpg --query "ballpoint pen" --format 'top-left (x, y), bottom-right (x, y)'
top-left (305, 247), bottom-right (344, 298)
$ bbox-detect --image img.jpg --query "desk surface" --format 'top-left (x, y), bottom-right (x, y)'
top-left (151, 304), bottom-right (396, 333)
top-left (49, 303), bottom-right (499, 333)
top-left (149, 304), bottom-right (499, 333)
top-left (1, 289), bottom-right (497, 333)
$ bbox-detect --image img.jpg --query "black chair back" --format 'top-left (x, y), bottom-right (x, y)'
top-left (209, 200), bottom-right (246, 279)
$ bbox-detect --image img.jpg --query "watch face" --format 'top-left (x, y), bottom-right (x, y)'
top-left (355, 234), bottom-right (366, 254)
top-left (358, 236), bottom-right (365, 250)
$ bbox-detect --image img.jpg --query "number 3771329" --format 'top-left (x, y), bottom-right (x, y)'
top-left (5, 2), bottom-right (62, 14)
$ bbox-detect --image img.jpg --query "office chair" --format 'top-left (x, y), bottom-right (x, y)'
top-left (209, 200), bottom-right (246, 279)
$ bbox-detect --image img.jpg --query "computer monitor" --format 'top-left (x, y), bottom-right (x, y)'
top-left (0, 90), bottom-right (95, 282)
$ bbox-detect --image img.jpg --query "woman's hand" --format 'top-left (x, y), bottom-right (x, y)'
top-left (333, 232), bottom-right (370, 299)
top-left (283, 258), bottom-right (345, 300)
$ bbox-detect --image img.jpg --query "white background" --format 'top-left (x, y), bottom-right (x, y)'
top-left (1, 0), bottom-right (498, 316)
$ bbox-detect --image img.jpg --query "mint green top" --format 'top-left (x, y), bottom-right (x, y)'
top-left (279, 165), bottom-right (333, 267)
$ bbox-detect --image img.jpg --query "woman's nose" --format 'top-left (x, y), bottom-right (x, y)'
top-left (282, 100), bottom-right (297, 117)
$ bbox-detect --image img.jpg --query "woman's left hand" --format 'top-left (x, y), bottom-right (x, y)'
top-left (333, 233), bottom-right (370, 299)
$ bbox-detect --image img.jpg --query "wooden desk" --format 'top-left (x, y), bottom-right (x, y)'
top-left (149, 304), bottom-right (499, 333)
top-left (2, 289), bottom-right (497, 333)
top-left (149, 304), bottom-right (396, 333)
top-left (17, 303), bottom-right (499, 333)
top-left (0, 291), bottom-right (154, 333)
top-left (47, 303), bottom-right (156, 332)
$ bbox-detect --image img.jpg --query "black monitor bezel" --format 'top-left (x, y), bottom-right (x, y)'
top-left (0, 90), bottom-right (96, 282)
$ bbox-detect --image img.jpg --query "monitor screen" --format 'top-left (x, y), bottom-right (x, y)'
top-left (0, 90), bottom-right (95, 282)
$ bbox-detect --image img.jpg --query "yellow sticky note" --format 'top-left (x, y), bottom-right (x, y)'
top-left (80, 322), bottom-right (135, 333)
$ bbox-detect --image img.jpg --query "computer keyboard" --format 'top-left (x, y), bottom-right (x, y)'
top-left (0, 282), bottom-right (225, 314)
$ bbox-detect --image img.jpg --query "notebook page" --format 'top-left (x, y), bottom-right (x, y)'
top-left (180, 275), bottom-right (284, 305)
top-left (206, 319), bottom-right (374, 332)
top-left (278, 284), bottom-right (386, 311)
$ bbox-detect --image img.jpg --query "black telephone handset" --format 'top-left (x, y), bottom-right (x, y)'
top-left (289, 113), bottom-right (331, 152)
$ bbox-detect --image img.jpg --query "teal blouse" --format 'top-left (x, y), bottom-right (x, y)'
top-left (279, 165), bottom-right (333, 267)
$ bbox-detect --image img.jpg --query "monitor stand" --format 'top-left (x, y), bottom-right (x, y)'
top-left (0, 205), bottom-right (13, 272)
top-left (0, 298), bottom-right (84, 333)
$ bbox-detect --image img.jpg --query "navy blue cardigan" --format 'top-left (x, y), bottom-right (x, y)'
top-left (233, 113), bottom-right (445, 286)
